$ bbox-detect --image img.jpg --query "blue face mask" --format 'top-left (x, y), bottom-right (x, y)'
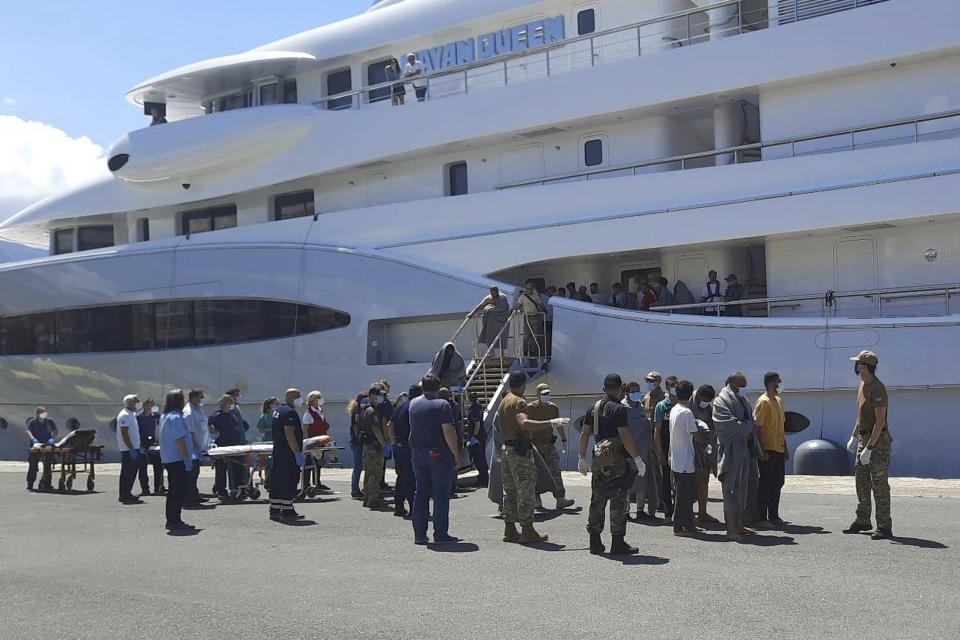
top-left (628, 392), bottom-right (642, 402)
top-left (539, 394), bottom-right (550, 404)
top-left (645, 381), bottom-right (656, 391)
top-left (737, 388), bottom-right (747, 398)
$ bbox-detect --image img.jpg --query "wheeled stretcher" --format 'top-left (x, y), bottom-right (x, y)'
top-left (28, 429), bottom-right (103, 493)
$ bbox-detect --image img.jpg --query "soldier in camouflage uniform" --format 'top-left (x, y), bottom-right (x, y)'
top-left (578, 374), bottom-right (646, 556)
top-left (528, 383), bottom-right (575, 510)
top-left (843, 350), bottom-right (894, 539)
top-left (498, 372), bottom-right (570, 544)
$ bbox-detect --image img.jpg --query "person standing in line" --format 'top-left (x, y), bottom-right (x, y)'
top-left (156, 389), bottom-right (195, 532)
top-left (843, 350), bottom-right (894, 540)
top-left (116, 394), bottom-right (143, 504)
top-left (385, 58), bottom-right (406, 106)
top-left (182, 389), bottom-right (208, 506)
top-left (700, 270), bottom-right (726, 316)
top-left (499, 372), bottom-right (568, 545)
top-left (653, 376), bottom-right (679, 522)
top-left (359, 386), bottom-right (389, 508)
top-left (623, 381), bottom-right (657, 522)
top-left (712, 372), bottom-right (758, 542)
top-left (465, 392), bottom-right (488, 488)
top-left (669, 380), bottom-right (706, 536)
top-left (642, 372), bottom-right (665, 516)
top-left (754, 372), bottom-right (789, 527)
top-left (690, 385), bottom-right (720, 524)
top-left (391, 384), bottom-right (422, 518)
top-left (579, 373), bottom-right (645, 555)
top-left (348, 392), bottom-right (369, 499)
top-left (376, 380), bottom-right (394, 492)
top-left (269, 389), bottom-right (305, 521)
top-left (404, 52), bottom-right (427, 101)
top-left (408, 374), bottom-right (462, 544)
top-left (25, 407), bottom-right (58, 491)
top-left (527, 383), bottom-right (575, 511)
top-left (136, 398), bottom-right (165, 496)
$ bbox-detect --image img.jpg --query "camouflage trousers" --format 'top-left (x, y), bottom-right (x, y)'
top-left (362, 445), bottom-right (385, 505)
top-left (502, 446), bottom-right (537, 525)
top-left (535, 443), bottom-right (565, 499)
top-left (587, 441), bottom-right (631, 536)
top-left (855, 430), bottom-right (892, 530)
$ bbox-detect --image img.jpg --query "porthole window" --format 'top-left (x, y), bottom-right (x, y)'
top-left (577, 9), bottom-right (596, 35)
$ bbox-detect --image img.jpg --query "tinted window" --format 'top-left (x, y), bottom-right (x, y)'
top-left (326, 69), bottom-right (353, 110)
top-left (584, 138), bottom-right (603, 166)
top-left (138, 218), bottom-right (150, 242)
top-left (367, 60), bottom-right (391, 104)
top-left (448, 162), bottom-right (468, 196)
top-left (259, 82), bottom-right (281, 105)
top-left (578, 9), bottom-right (596, 35)
top-left (180, 204), bottom-right (237, 236)
top-left (53, 229), bottom-right (74, 255)
top-left (77, 225), bottom-right (114, 251)
top-left (0, 300), bottom-right (350, 356)
top-left (274, 190), bottom-right (315, 220)
top-left (283, 79), bottom-right (298, 104)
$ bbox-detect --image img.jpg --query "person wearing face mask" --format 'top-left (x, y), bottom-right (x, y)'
top-left (653, 376), bottom-right (679, 522)
top-left (754, 372), bottom-right (789, 528)
top-left (690, 385), bottom-right (719, 524)
top-left (226, 388), bottom-right (250, 445)
top-left (26, 406), bottom-right (58, 491)
top-left (256, 397), bottom-right (278, 491)
top-left (712, 372), bottom-right (759, 542)
top-left (182, 389), bottom-right (209, 506)
top-left (843, 350), bottom-right (893, 540)
top-left (301, 390), bottom-right (331, 492)
top-left (209, 394), bottom-right (246, 499)
top-left (527, 383), bottom-right (574, 511)
top-left (136, 398), bottom-right (165, 496)
top-left (623, 381), bottom-right (657, 522)
top-left (116, 394), bottom-right (143, 504)
top-left (467, 285), bottom-right (511, 360)
top-left (360, 386), bottom-right (389, 509)
top-left (270, 389), bottom-right (306, 521)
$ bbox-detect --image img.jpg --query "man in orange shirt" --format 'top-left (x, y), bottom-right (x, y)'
top-left (753, 372), bottom-right (788, 527)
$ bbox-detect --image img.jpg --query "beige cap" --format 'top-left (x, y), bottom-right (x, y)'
top-left (644, 371), bottom-right (662, 382)
top-left (850, 350), bottom-right (879, 366)
top-left (535, 383), bottom-right (551, 395)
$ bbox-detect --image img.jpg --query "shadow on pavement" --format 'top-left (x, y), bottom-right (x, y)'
top-left (603, 554), bottom-right (670, 565)
top-left (276, 519), bottom-right (318, 527)
top-left (890, 536), bottom-right (948, 549)
top-left (533, 511), bottom-right (564, 523)
top-left (780, 523), bottom-right (830, 535)
top-left (738, 534), bottom-right (797, 546)
top-left (167, 528), bottom-right (202, 537)
top-left (428, 542), bottom-right (480, 553)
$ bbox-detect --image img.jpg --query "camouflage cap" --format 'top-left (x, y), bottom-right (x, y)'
top-left (535, 383), bottom-right (551, 395)
top-left (644, 371), bottom-right (662, 382)
top-left (850, 350), bottom-right (879, 366)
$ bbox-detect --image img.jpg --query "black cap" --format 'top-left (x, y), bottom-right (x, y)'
top-left (603, 373), bottom-right (623, 389)
top-left (725, 273), bottom-right (738, 282)
top-left (368, 385), bottom-right (384, 396)
top-left (508, 372), bottom-right (527, 389)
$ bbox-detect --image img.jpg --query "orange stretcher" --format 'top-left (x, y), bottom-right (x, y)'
top-left (29, 429), bottom-right (103, 492)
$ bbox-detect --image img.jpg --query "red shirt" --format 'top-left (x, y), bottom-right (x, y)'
top-left (304, 406), bottom-right (329, 438)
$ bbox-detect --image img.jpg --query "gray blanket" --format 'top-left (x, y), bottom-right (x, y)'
top-left (712, 386), bottom-right (755, 483)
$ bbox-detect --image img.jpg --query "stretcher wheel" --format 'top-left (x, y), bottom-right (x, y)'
top-left (58, 478), bottom-right (66, 492)
top-left (86, 477), bottom-right (95, 492)
top-left (230, 489), bottom-right (244, 501)
top-left (247, 488), bottom-right (261, 500)
top-left (306, 486), bottom-right (317, 498)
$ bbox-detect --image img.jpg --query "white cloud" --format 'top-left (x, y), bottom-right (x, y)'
top-left (0, 115), bottom-right (108, 221)
top-left (1, 97), bottom-right (15, 105)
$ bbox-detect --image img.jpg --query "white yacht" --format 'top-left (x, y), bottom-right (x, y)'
top-left (1, 0), bottom-right (958, 477)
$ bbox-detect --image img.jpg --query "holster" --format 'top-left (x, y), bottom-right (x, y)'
top-left (592, 438), bottom-right (637, 498)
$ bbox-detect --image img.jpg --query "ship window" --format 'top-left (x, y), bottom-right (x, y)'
top-left (137, 218), bottom-right (150, 242)
top-left (367, 59), bottom-right (393, 104)
top-left (217, 91), bottom-right (251, 112)
top-left (53, 229), bottom-right (74, 255)
top-left (326, 68), bottom-right (353, 110)
top-left (283, 79), bottom-right (298, 104)
top-left (259, 82), bottom-right (281, 105)
top-left (577, 8), bottom-right (596, 35)
top-left (0, 299), bottom-right (351, 356)
top-left (77, 225), bottom-right (114, 251)
top-left (179, 204), bottom-right (237, 236)
top-left (447, 162), bottom-right (468, 196)
top-left (584, 138), bottom-right (603, 166)
top-left (273, 190), bottom-right (315, 220)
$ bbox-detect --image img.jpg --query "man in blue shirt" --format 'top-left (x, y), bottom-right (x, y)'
top-left (136, 398), bottom-right (165, 495)
top-left (270, 389), bottom-right (305, 521)
top-left (409, 373), bottom-right (462, 545)
top-left (209, 394), bottom-right (246, 498)
top-left (26, 407), bottom-right (58, 491)
top-left (391, 384), bottom-right (422, 518)
top-left (654, 376), bottom-right (679, 521)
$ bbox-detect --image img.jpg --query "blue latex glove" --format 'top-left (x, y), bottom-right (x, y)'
top-left (30, 437), bottom-right (39, 445)
top-left (295, 452), bottom-right (305, 468)
top-left (468, 436), bottom-right (479, 447)
top-left (382, 442), bottom-right (393, 458)
top-left (140, 447), bottom-right (148, 455)
top-left (128, 448), bottom-right (139, 461)
top-left (47, 438), bottom-right (57, 446)
top-left (184, 457), bottom-right (194, 473)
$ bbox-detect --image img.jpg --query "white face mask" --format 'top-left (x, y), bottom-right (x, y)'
top-left (698, 400), bottom-right (711, 409)
top-left (198, 399), bottom-right (206, 407)
top-left (317, 398), bottom-right (325, 407)
top-left (135, 401), bottom-right (142, 411)
top-left (292, 397), bottom-right (303, 409)
top-left (539, 394), bottom-right (550, 404)
top-left (151, 406), bottom-right (159, 415)
top-left (39, 412), bottom-right (48, 420)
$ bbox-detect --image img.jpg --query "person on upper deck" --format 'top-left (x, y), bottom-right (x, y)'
top-left (701, 270), bottom-right (726, 316)
top-left (467, 286), bottom-right (511, 360)
top-left (404, 53), bottom-right (427, 102)
top-left (723, 274), bottom-right (745, 317)
top-left (385, 58), bottom-right (406, 106)
top-left (654, 277), bottom-right (674, 308)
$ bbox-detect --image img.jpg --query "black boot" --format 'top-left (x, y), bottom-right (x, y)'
top-left (589, 532), bottom-right (605, 555)
top-left (610, 535), bottom-right (639, 555)
top-left (871, 528), bottom-right (893, 540)
top-left (842, 521), bottom-right (872, 534)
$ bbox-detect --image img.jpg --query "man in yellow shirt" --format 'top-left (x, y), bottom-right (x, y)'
top-left (753, 371), bottom-right (788, 527)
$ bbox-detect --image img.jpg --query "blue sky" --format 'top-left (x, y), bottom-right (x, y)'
top-left (0, 0), bottom-right (371, 147)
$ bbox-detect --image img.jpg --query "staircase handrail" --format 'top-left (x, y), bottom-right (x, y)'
top-left (463, 309), bottom-right (521, 393)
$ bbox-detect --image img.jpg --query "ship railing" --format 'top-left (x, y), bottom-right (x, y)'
top-left (647, 282), bottom-right (960, 318)
top-left (313, 0), bottom-right (885, 112)
top-left (497, 107), bottom-right (960, 189)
